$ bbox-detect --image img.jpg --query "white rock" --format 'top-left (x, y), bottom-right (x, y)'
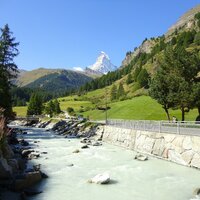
top-left (142, 137), bottom-right (155, 153)
top-left (152, 138), bottom-right (165, 156)
top-left (134, 154), bottom-right (148, 161)
top-left (191, 153), bottom-right (200, 168)
top-left (181, 150), bottom-right (194, 165)
top-left (92, 141), bottom-right (102, 146)
top-left (168, 150), bottom-right (187, 165)
top-left (182, 137), bottom-right (192, 150)
top-left (89, 173), bottom-right (110, 184)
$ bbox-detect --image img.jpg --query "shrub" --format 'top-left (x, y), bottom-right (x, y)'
top-left (67, 107), bottom-right (74, 114)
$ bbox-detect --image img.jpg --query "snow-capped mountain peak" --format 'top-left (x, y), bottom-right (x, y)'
top-left (88, 51), bottom-right (117, 74)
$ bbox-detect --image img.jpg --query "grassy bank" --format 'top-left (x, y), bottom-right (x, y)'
top-left (13, 106), bottom-right (27, 117)
top-left (80, 96), bottom-right (198, 121)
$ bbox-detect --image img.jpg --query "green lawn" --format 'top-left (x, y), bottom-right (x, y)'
top-left (80, 96), bottom-right (198, 121)
top-left (59, 100), bottom-right (94, 112)
top-left (13, 106), bottom-right (27, 117)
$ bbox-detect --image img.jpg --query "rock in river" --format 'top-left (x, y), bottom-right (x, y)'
top-left (88, 173), bottom-right (110, 184)
top-left (73, 149), bottom-right (80, 153)
top-left (81, 145), bottom-right (89, 149)
top-left (193, 188), bottom-right (200, 196)
top-left (134, 154), bottom-right (148, 161)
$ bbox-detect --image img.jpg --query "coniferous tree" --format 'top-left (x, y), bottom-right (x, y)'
top-left (27, 93), bottom-right (43, 116)
top-left (44, 100), bottom-right (54, 117)
top-left (117, 82), bottom-right (125, 99)
top-left (0, 24), bottom-right (19, 118)
top-left (133, 66), bottom-right (142, 81)
top-left (126, 73), bottom-right (133, 84)
top-left (110, 85), bottom-right (117, 101)
top-left (53, 99), bottom-right (61, 114)
top-left (194, 32), bottom-right (200, 45)
top-left (137, 68), bottom-right (150, 88)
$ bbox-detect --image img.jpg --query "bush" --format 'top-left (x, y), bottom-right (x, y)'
top-left (67, 107), bottom-right (74, 114)
top-left (196, 115), bottom-right (200, 124)
top-left (132, 82), bottom-right (141, 93)
top-left (194, 32), bottom-right (200, 45)
top-left (78, 109), bottom-right (84, 113)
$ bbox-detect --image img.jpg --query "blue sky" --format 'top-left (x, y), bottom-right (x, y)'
top-left (1, 0), bottom-right (200, 70)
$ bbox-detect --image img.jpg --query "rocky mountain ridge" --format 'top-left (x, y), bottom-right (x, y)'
top-left (121, 4), bottom-right (200, 67)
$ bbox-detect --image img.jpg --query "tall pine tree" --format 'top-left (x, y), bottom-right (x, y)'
top-left (0, 24), bottom-right (19, 118)
top-left (110, 85), bottom-right (117, 101)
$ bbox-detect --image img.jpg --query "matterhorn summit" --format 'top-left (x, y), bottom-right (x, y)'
top-left (88, 51), bottom-right (117, 74)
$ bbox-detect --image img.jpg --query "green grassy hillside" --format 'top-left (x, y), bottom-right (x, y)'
top-left (13, 95), bottom-right (198, 120)
top-left (79, 96), bottom-right (198, 121)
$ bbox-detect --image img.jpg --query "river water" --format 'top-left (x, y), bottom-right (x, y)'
top-left (16, 127), bottom-right (200, 200)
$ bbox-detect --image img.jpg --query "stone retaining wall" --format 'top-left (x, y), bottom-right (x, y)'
top-left (102, 125), bottom-right (200, 169)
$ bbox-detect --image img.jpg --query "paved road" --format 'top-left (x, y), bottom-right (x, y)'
top-left (106, 120), bottom-right (200, 136)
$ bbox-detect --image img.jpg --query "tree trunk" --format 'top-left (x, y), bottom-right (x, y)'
top-left (181, 107), bottom-right (185, 122)
top-left (164, 106), bottom-right (170, 122)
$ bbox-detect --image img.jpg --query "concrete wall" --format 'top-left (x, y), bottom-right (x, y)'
top-left (102, 125), bottom-right (200, 169)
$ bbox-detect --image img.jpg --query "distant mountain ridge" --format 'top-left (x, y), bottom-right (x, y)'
top-left (15, 68), bottom-right (63, 87)
top-left (15, 68), bottom-right (92, 94)
top-left (25, 70), bottom-right (92, 93)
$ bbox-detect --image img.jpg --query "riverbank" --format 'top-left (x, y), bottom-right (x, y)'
top-left (0, 118), bottom-right (103, 199)
top-left (0, 125), bottom-right (48, 200)
top-left (10, 118), bottom-right (200, 170)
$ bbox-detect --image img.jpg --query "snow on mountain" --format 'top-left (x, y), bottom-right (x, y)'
top-left (88, 51), bottom-right (117, 74)
top-left (73, 67), bottom-right (84, 72)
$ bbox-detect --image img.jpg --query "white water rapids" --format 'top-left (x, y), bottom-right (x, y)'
top-left (17, 127), bottom-right (200, 200)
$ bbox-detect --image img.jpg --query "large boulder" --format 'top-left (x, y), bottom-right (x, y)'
top-left (7, 159), bottom-right (19, 173)
top-left (88, 173), bottom-right (110, 184)
top-left (2, 144), bottom-right (14, 159)
top-left (14, 171), bottom-right (42, 191)
top-left (21, 149), bottom-right (34, 158)
top-left (191, 153), bottom-right (200, 168)
top-left (193, 188), bottom-right (200, 196)
top-left (0, 157), bottom-right (13, 179)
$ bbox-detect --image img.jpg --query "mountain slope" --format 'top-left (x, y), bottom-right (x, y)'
top-left (16, 68), bottom-right (63, 87)
top-left (166, 4), bottom-right (200, 36)
top-left (24, 70), bottom-right (92, 93)
top-left (122, 4), bottom-right (200, 67)
top-left (79, 4), bottom-right (200, 99)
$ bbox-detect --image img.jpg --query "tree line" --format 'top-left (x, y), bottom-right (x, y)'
top-left (27, 93), bottom-right (61, 117)
top-left (149, 46), bottom-right (200, 121)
